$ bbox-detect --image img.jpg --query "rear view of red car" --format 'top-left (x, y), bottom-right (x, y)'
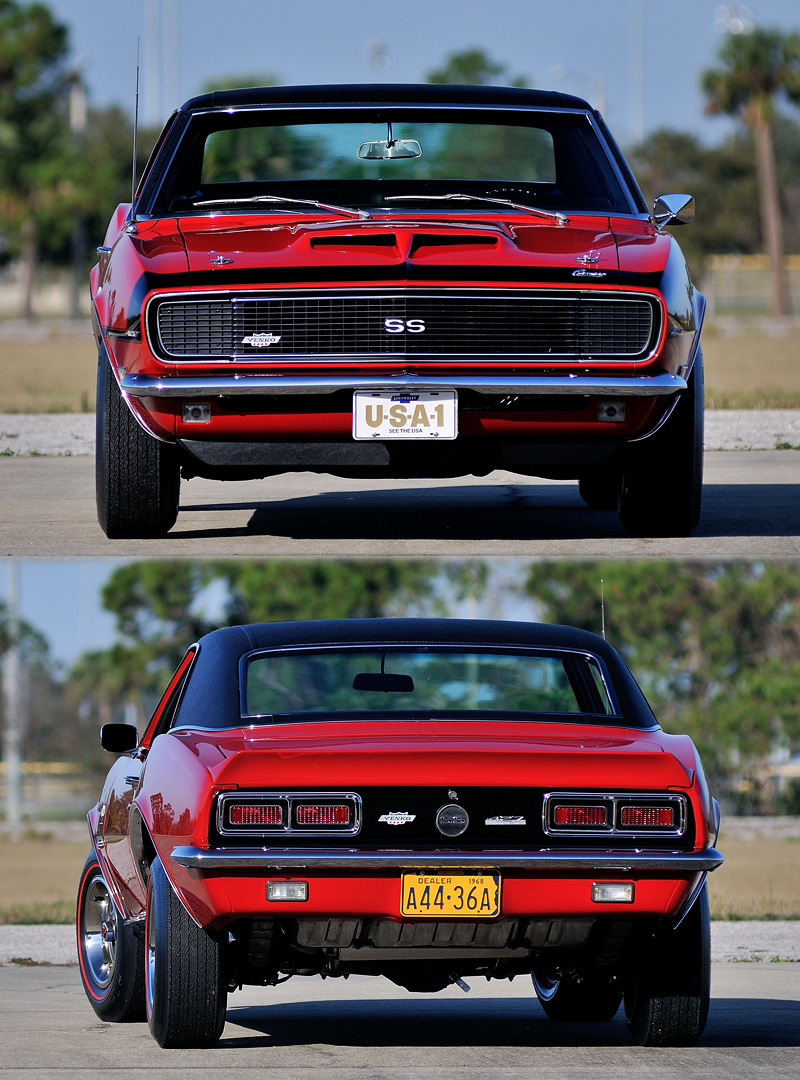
top-left (77, 619), bottom-right (722, 1047)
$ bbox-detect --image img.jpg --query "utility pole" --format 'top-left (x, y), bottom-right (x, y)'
top-left (3, 561), bottom-right (22, 838)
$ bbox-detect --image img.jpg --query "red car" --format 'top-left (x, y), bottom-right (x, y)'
top-left (77, 619), bottom-right (722, 1048)
top-left (92, 84), bottom-right (703, 539)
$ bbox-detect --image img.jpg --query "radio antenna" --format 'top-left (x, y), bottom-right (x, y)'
top-left (131, 37), bottom-right (140, 210)
top-left (600, 578), bottom-right (606, 640)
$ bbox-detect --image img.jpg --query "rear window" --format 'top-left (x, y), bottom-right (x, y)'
top-left (243, 646), bottom-right (616, 721)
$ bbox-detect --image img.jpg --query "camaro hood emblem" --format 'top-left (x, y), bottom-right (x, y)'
top-left (379, 811), bottom-right (416, 825)
top-left (242, 332), bottom-right (282, 347)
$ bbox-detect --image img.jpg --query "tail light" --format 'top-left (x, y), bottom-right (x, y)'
top-left (619, 804), bottom-right (676, 829)
top-left (228, 804), bottom-right (283, 826)
top-left (217, 792), bottom-right (361, 836)
top-left (295, 804), bottom-right (351, 827)
top-left (554, 805), bottom-right (608, 827)
top-left (545, 793), bottom-right (686, 837)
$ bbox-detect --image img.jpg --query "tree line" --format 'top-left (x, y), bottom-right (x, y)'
top-left (2, 559), bottom-right (799, 815)
top-left (1, 3), bottom-right (800, 315)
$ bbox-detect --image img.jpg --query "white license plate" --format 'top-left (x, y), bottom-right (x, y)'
top-left (352, 391), bottom-right (457, 440)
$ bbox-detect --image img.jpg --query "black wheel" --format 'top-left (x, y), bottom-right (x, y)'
top-left (578, 471), bottom-right (620, 511)
top-left (532, 963), bottom-right (622, 1021)
top-left (76, 854), bottom-right (145, 1022)
top-left (624, 885), bottom-right (711, 1047)
top-left (617, 350), bottom-right (704, 537)
top-left (96, 351), bottom-right (180, 538)
top-left (145, 857), bottom-right (227, 1048)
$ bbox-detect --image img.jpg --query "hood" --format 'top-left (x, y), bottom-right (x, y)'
top-left (169, 721), bottom-right (693, 790)
top-left (176, 214), bottom-right (630, 279)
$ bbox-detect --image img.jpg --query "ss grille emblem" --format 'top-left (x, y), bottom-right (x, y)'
top-left (384, 318), bottom-right (426, 334)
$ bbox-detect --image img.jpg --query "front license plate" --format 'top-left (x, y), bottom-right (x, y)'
top-left (401, 873), bottom-right (501, 917)
top-left (352, 391), bottom-right (457, 440)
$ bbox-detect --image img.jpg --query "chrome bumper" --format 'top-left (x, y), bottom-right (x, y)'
top-left (122, 372), bottom-right (686, 399)
top-left (170, 845), bottom-right (723, 872)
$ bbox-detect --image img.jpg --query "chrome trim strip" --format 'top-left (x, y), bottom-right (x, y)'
top-left (216, 791), bottom-right (362, 838)
top-left (122, 371), bottom-right (686, 399)
top-left (170, 845), bottom-right (724, 872)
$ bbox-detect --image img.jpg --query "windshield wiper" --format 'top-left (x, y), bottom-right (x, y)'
top-left (192, 194), bottom-right (371, 220)
top-left (384, 193), bottom-right (568, 224)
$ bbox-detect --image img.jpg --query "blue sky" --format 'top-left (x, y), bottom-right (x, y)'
top-left (48, 0), bottom-right (800, 146)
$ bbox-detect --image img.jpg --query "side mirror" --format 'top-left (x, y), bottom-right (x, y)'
top-left (653, 194), bottom-right (695, 229)
top-left (100, 723), bottom-right (138, 753)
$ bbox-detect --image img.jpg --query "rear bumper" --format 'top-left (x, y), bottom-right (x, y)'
top-left (122, 371), bottom-right (686, 399)
top-left (171, 845), bottom-right (723, 872)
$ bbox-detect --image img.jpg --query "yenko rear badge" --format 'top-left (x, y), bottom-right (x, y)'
top-left (379, 811), bottom-right (416, 825)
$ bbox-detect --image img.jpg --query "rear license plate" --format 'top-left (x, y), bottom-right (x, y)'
top-left (401, 873), bottom-right (501, 917)
top-left (352, 391), bottom-right (457, 440)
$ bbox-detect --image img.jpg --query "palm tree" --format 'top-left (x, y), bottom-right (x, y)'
top-left (702, 28), bottom-right (800, 316)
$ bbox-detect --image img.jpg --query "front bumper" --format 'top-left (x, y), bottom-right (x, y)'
top-left (122, 371), bottom-right (686, 399)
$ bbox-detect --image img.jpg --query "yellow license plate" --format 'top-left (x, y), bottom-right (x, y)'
top-left (401, 873), bottom-right (501, 917)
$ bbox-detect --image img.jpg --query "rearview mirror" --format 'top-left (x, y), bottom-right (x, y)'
top-left (352, 672), bottom-right (415, 693)
top-left (358, 139), bottom-right (422, 161)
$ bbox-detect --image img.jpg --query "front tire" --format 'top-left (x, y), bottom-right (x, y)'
top-left (617, 351), bottom-right (704, 538)
top-left (76, 854), bottom-right (145, 1022)
top-left (624, 885), bottom-right (711, 1047)
top-left (95, 350), bottom-right (180, 539)
top-left (145, 857), bottom-right (227, 1048)
top-left (532, 964), bottom-right (622, 1022)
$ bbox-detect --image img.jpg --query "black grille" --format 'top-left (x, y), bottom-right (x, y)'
top-left (153, 291), bottom-right (657, 362)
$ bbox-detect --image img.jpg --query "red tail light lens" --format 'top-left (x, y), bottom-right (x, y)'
top-left (228, 804), bottom-right (283, 826)
top-left (620, 805), bottom-right (675, 828)
top-left (296, 804), bottom-right (351, 826)
top-left (554, 805), bottom-right (608, 827)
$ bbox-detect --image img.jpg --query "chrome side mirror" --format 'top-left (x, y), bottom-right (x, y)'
top-left (653, 194), bottom-right (695, 228)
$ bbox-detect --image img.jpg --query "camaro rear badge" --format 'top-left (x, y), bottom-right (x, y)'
top-left (485, 815), bottom-right (527, 826)
top-left (242, 332), bottom-right (282, 347)
top-left (379, 811), bottom-right (416, 825)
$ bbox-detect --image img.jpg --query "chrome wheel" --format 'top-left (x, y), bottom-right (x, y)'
top-left (80, 870), bottom-right (118, 989)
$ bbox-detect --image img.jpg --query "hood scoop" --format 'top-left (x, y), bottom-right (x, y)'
top-left (309, 231), bottom-right (500, 258)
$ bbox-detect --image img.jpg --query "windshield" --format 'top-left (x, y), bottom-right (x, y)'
top-left (151, 109), bottom-right (632, 216)
top-left (242, 646), bottom-right (616, 721)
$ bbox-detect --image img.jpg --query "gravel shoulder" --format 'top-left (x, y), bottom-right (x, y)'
top-left (2, 920), bottom-right (797, 967)
top-left (0, 411), bottom-right (799, 456)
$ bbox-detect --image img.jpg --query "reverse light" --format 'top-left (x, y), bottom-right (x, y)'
top-left (267, 881), bottom-right (308, 902)
top-left (296, 804), bottom-right (351, 827)
top-left (592, 882), bottom-right (634, 903)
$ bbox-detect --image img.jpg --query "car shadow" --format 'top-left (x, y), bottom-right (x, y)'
top-left (219, 994), bottom-right (800, 1050)
top-left (175, 482), bottom-right (800, 541)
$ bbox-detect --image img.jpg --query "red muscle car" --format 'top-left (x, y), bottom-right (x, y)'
top-left (92, 84), bottom-right (703, 539)
top-left (77, 619), bottom-right (722, 1047)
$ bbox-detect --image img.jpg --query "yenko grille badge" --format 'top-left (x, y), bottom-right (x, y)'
top-left (379, 812), bottom-right (416, 825)
top-left (242, 332), bottom-right (282, 347)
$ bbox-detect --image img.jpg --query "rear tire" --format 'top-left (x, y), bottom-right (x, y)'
top-left (617, 350), bottom-right (703, 537)
top-left (532, 964), bottom-right (622, 1021)
top-left (578, 471), bottom-right (620, 511)
top-left (624, 885), bottom-right (711, 1047)
top-left (96, 351), bottom-right (180, 538)
top-left (145, 857), bottom-right (226, 1048)
top-left (76, 854), bottom-right (145, 1022)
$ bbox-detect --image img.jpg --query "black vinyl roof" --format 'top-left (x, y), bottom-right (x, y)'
top-left (180, 83), bottom-right (593, 114)
top-left (173, 619), bottom-right (658, 730)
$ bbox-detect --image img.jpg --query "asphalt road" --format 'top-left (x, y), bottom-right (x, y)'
top-left (0, 450), bottom-right (798, 557)
top-left (2, 964), bottom-right (799, 1079)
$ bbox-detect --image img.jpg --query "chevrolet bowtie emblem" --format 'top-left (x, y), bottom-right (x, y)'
top-left (575, 250), bottom-right (602, 264)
